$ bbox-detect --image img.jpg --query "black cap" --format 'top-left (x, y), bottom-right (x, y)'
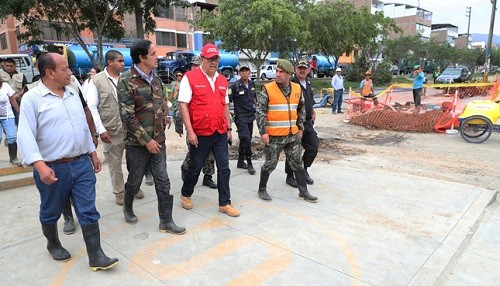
top-left (239, 65), bottom-right (250, 71)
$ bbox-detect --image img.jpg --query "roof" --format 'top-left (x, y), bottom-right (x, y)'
top-left (383, 2), bottom-right (432, 13)
top-left (431, 24), bottom-right (459, 30)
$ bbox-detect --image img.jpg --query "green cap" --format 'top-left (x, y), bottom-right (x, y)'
top-left (276, 59), bottom-right (294, 74)
top-left (413, 65), bottom-right (421, 70)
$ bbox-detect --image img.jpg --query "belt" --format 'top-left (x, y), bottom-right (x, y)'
top-left (47, 155), bottom-right (82, 164)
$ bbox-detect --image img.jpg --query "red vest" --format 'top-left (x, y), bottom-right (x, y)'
top-left (185, 68), bottom-right (229, 136)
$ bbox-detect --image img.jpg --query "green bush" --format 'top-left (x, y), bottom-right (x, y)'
top-left (373, 61), bottom-right (393, 86)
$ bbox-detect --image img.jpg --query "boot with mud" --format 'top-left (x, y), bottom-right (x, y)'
top-left (257, 170), bottom-right (272, 201)
top-left (246, 156), bottom-right (255, 175)
top-left (62, 199), bottom-right (76, 235)
top-left (41, 223), bottom-right (71, 261)
top-left (158, 194), bottom-right (186, 235)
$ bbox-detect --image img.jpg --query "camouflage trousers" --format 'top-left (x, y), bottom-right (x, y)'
top-left (182, 148), bottom-right (215, 176)
top-left (261, 133), bottom-right (304, 173)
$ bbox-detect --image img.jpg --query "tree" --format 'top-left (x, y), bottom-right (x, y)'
top-left (305, 1), bottom-right (360, 68)
top-left (194, 0), bottom-right (302, 80)
top-left (384, 35), bottom-right (426, 74)
top-left (124, 0), bottom-right (171, 39)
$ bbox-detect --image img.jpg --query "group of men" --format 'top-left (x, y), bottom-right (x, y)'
top-left (15, 41), bottom-right (319, 272)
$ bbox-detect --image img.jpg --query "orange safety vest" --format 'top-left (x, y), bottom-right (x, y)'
top-left (361, 79), bottom-right (373, 96)
top-left (264, 81), bottom-right (301, 136)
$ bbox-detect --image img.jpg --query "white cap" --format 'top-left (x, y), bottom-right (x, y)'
top-left (336, 68), bottom-right (342, 72)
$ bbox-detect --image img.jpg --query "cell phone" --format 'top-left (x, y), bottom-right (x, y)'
top-left (228, 140), bottom-right (232, 146)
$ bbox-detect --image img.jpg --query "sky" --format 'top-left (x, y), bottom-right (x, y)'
top-left (394, 0), bottom-right (497, 35)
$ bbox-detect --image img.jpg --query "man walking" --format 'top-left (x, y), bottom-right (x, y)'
top-left (256, 59), bottom-right (318, 203)
top-left (285, 60), bottom-right (319, 187)
top-left (175, 56), bottom-right (217, 189)
top-left (331, 67), bottom-right (344, 114)
top-left (229, 65), bottom-right (257, 175)
top-left (17, 52), bottom-right (118, 271)
top-left (178, 43), bottom-right (239, 217)
top-left (118, 40), bottom-right (185, 234)
top-left (86, 50), bottom-right (145, 206)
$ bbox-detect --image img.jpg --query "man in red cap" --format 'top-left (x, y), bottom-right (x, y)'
top-left (178, 43), bottom-right (239, 217)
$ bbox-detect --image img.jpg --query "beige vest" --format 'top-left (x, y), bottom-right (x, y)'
top-left (92, 72), bottom-right (124, 136)
top-left (0, 69), bottom-right (24, 92)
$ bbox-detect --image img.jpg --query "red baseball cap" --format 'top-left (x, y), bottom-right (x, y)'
top-left (200, 43), bottom-right (219, 58)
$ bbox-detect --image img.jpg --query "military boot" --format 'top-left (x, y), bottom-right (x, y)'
top-left (286, 174), bottom-right (298, 188)
top-left (41, 223), bottom-right (71, 261)
top-left (294, 170), bottom-right (318, 203)
top-left (158, 194), bottom-right (186, 235)
top-left (246, 156), bottom-right (255, 175)
top-left (237, 154), bottom-right (248, 169)
top-left (123, 191), bottom-right (138, 223)
top-left (81, 222), bottom-right (119, 271)
top-left (62, 199), bottom-right (76, 235)
top-left (258, 170), bottom-right (272, 201)
top-left (305, 168), bottom-right (314, 185)
top-left (202, 174), bottom-right (217, 189)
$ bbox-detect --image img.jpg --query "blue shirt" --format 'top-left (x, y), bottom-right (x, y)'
top-left (413, 71), bottom-right (425, 89)
top-left (133, 65), bottom-right (155, 84)
top-left (331, 74), bottom-right (344, 91)
top-left (17, 81), bottom-right (95, 166)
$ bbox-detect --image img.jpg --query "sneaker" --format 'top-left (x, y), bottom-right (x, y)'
top-left (135, 189), bottom-right (145, 199)
top-left (115, 194), bottom-right (124, 205)
top-left (218, 205), bottom-right (240, 217)
top-left (181, 196), bottom-right (193, 210)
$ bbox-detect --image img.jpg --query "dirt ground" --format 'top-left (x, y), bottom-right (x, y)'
top-left (158, 109), bottom-right (500, 191)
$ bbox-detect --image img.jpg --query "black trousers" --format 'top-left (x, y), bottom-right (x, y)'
top-left (236, 121), bottom-right (253, 157)
top-left (285, 121), bottom-right (319, 175)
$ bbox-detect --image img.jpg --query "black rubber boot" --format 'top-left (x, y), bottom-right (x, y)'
top-left (81, 222), bottom-right (119, 271)
top-left (258, 170), bottom-right (272, 201)
top-left (294, 170), bottom-right (318, 203)
top-left (8, 143), bottom-right (21, 165)
top-left (123, 191), bottom-right (138, 223)
top-left (62, 199), bottom-right (76, 235)
top-left (286, 174), bottom-right (298, 188)
top-left (246, 157), bottom-right (255, 175)
top-left (158, 194), bottom-right (186, 235)
top-left (237, 155), bottom-right (248, 169)
top-left (41, 223), bottom-right (71, 261)
top-left (305, 168), bottom-right (314, 185)
top-left (202, 174), bottom-right (217, 189)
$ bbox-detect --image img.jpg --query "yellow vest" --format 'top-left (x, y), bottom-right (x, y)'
top-left (264, 81), bottom-right (301, 136)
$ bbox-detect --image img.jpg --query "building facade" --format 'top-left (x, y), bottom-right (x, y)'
top-left (430, 24), bottom-right (458, 47)
top-left (383, 3), bottom-right (432, 40)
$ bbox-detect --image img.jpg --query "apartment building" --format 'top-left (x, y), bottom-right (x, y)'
top-left (430, 24), bottom-right (458, 47)
top-left (383, 3), bottom-right (432, 40)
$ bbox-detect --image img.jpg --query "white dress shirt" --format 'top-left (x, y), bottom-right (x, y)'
top-left (86, 68), bottom-right (119, 135)
top-left (17, 81), bottom-right (95, 166)
top-left (331, 74), bottom-right (344, 91)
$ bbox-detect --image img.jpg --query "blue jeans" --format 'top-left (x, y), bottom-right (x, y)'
top-left (0, 117), bottom-right (17, 144)
top-left (332, 89), bottom-right (343, 113)
top-left (124, 142), bottom-right (170, 197)
top-left (34, 154), bottom-right (100, 225)
top-left (181, 132), bottom-right (232, 206)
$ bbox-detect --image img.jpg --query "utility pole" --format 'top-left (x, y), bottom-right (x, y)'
top-left (484, 0), bottom-right (497, 82)
top-left (466, 6), bottom-right (471, 48)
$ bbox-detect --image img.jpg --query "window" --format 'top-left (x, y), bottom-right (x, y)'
top-left (156, 31), bottom-right (176, 46)
top-left (175, 6), bottom-right (187, 21)
top-left (156, 6), bottom-right (174, 19)
top-left (176, 33), bottom-right (187, 48)
top-left (0, 33), bottom-right (7, 50)
top-left (37, 21), bottom-right (71, 41)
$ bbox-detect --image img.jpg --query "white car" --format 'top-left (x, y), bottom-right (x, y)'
top-left (259, 64), bottom-right (276, 80)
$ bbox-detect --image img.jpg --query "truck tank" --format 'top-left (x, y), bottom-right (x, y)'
top-left (310, 54), bottom-right (336, 78)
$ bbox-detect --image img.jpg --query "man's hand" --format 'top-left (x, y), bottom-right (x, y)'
top-left (35, 162), bottom-right (58, 185)
top-left (298, 130), bottom-right (303, 140)
top-left (186, 130), bottom-right (198, 148)
top-left (90, 152), bottom-right (101, 173)
top-left (261, 134), bottom-right (269, 145)
top-left (100, 132), bottom-right (112, 144)
top-left (227, 130), bottom-right (233, 144)
top-left (92, 136), bottom-right (99, 148)
top-left (146, 139), bottom-right (161, 154)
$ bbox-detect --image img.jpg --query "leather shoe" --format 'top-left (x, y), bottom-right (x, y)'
top-left (115, 194), bottom-right (124, 205)
top-left (181, 196), bottom-right (193, 210)
top-left (218, 205), bottom-right (240, 217)
top-left (135, 189), bottom-right (145, 199)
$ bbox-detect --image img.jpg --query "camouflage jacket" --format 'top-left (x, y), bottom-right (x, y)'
top-left (256, 81), bottom-right (305, 136)
top-left (172, 98), bottom-right (183, 134)
top-left (117, 67), bottom-right (168, 146)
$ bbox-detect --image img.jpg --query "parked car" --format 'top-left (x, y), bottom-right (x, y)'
top-left (389, 65), bottom-right (399, 75)
top-left (435, 66), bottom-right (471, 84)
top-left (259, 64), bottom-right (276, 80)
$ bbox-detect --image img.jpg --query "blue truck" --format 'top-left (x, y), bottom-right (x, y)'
top-left (309, 54), bottom-right (336, 78)
top-left (157, 51), bottom-right (238, 83)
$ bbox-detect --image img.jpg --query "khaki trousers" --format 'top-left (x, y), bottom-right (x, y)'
top-left (103, 134), bottom-right (125, 196)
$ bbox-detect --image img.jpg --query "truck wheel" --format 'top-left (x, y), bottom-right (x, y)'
top-left (459, 115), bottom-right (492, 143)
top-left (328, 70), bottom-right (334, 77)
top-left (317, 73), bottom-right (325, 78)
top-left (261, 74), bottom-right (267, 80)
top-left (222, 69), bottom-right (233, 79)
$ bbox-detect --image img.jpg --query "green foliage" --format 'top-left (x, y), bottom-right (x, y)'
top-left (491, 49), bottom-right (500, 67)
top-left (346, 55), bottom-right (369, 83)
top-left (373, 61), bottom-right (392, 85)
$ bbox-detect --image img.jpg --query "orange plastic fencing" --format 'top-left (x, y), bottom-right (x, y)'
top-left (347, 80), bottom-right (500, 133)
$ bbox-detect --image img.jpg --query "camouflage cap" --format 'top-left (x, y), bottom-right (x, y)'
top-left (297, 60), bottom-right (309, 68)
top-left (190, 56), bottom-right (201, 65)
top-left (276, 59), bottom-right (294, 74)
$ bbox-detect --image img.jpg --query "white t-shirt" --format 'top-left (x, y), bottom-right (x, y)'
top-left (0, 83), bottom-right (16, 119)
top-left (178, 70), bottom-right (229, 104)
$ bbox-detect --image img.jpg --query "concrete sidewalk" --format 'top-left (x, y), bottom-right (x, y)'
top-left (0, 157), bottom-right (497, 285)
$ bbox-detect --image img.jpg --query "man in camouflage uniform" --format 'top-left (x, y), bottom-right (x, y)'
top-left (118, 40), bottom-right (185, 234)
top-left (173, 56), bottom-right (217, 189)
top-left (256, 59), bottom-right (318, 203)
